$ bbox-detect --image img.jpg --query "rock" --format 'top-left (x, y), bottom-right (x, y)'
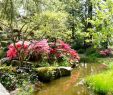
top-left (34, 67), bottom-right (57, 82)
top-left (58, 67), bottom-right (72, 76)
top-left (0, 83), bottom-right (10, 95)
top-left (34, 67), bottom-right (72, 82)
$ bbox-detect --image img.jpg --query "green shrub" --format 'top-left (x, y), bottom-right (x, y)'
top-left (17, 82), bottom-right (34, 95)
top-left (0, 72), bottom-right (16, 91)
top-left (85, 48), bottom-right (97, 56)
top-left (80, 56), bottom-right (99, 63)
top-left (1, 41), bottom-right (8, 47)
top-left (0, 49), bottom-right (5, 58)
top-left (78, 49), bottom-right (85, 54)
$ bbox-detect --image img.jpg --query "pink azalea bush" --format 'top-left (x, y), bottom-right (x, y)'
top-left (7, 39), bottom-right (80, 64)
top-left (29, 39), bottom-right (50, 62)
top-left (29, 39), bottom-right (50, 54)
top-left (99, 48), bottom-right (113, 56)
top-left (7, 41), bottom-right (30, 59)
top-left (49, 39), bottom-right (80, 63)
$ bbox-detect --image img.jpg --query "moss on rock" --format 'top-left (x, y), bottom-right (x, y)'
top-left (34, 67), bottom-right (72, 82)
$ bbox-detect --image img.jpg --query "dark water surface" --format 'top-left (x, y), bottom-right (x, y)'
top-left (35, 63), bottom-right (107, 95)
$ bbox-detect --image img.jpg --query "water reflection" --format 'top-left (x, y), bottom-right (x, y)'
top-left (34, 63), bottom-right (107, 95)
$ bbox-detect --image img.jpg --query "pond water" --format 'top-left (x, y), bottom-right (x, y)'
top-left (34, 63), bottom-right (107, 95)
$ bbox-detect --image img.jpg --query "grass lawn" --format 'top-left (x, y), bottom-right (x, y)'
top-left (86, 62), bottom-right (113, 94)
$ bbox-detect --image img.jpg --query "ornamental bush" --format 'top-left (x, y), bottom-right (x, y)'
top-left (7, 41), bottom-right (30, 59)
top-left (49, 39), bottom-right (80, 64)
top-left (6, 39), bottom-right (80, 65)
top-left (99, 48), bottom-right (113, 57)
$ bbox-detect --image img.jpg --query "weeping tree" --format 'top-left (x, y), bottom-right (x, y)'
top-left (0, 0), bottom-right (72, 64)
top-left (0, 0), bottom-right (42, 64)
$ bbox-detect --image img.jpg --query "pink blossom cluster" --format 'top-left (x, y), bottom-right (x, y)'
top-left (7, 39), bottom-right (80, 62)
top-left (7, 41), bottom-right (30, 59)
top-left (99, 48), bottom-right (112, 56)
top-left (29, 39), bottom-right (50, 54)
top-left (49, 40), bottom-right (80, 62)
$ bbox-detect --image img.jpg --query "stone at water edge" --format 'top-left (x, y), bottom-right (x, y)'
top-left (58, 67), bottom-right (73, 71)
top-left (34, 67), bottom-right (73, 82)
top-left (0, 83), bottom-right (10, 95)
top-left (58, 67), bottom-right (73, 76)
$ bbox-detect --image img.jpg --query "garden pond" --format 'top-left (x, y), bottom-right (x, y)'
top-left (34, 63), bottom-right (107, 95)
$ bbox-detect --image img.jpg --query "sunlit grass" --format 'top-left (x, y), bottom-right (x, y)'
top-left (86, 70), bottom-right (113, 94)
top-left (108, 62), bottom-right (113, 69)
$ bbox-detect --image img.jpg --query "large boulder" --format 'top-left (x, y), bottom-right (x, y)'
top-left (34, 67), bottom-right (72, 82)
top-left (0, 83), bottom-right (10, 95)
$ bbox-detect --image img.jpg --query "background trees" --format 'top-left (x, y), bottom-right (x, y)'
top-left (0, 0), bottom-right (113, 49)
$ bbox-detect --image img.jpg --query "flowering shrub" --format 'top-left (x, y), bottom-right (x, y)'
top-left (7, 41), bottom-right (30, 59)
top-left (7, 39), bottom-right (80, 65)
top-left (49, 39), bottom-right (80, 63)
top-left (99, 48), bottom-right (113, 56)
top-left (29, 39), bottom-right (50, 62)
top-left (29, 39), bottom-right (50, 54)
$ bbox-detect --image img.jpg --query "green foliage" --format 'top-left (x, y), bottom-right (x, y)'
top-left (0, 66), bottom-right (16, 91)
top-left (0, 73), bottom-right (16, 91)
top-left (87, 0), bottom-right (113, 48)
top-left (31, 11), bottom-right (71, 41)
top-left (0, 49), bottom-right (5, 58)
top-left (86, 59), bottom-right (113, 94)
top-left (85, 48), bottom-right (97, 55)
top-left (34, 67), bottom-right (57, 82)
top-left (80, 56), bottom-right (99, 63)
top-left (17, 82), bottom-right (34, 95)
top-left (107, 62), bottom-right (113, 69)
top-left (86, 70), bottom-right (113, 94)
top-left (0, 65), bottom-right (39, 91)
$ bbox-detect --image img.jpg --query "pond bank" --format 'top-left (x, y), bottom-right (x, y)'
top-left (34, 63), bottom-right (107, 95)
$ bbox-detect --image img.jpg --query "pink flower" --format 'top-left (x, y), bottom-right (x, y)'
top-left (49, 39), bottom-right (80, 62)
top-left (7, 41), bottom-right (30, 59)
top-left (16, 41), bottom-right (30, 49)
top-left (23, 41), bottom-right (30, 49)
top-left (29, 39), bottom-right (50, 54)
top-left (8, 43), bottom-right (14, 49)
top-left (56, 53), bottom-right (63, 58)
top-left (7, 48), bottom-right (17, 59)
top-left (6, 39), bottom-right (80, 63)
top-left (69, 50), bottom-right (77, 56)
top-left (50, 49), bottom-right (56, 54)
top-left (99, 48), bottom-right (112, 56)
top-left (57, 39), bottom-right (71, 50)
top-left (69, 49), bottom-right (80, 61)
